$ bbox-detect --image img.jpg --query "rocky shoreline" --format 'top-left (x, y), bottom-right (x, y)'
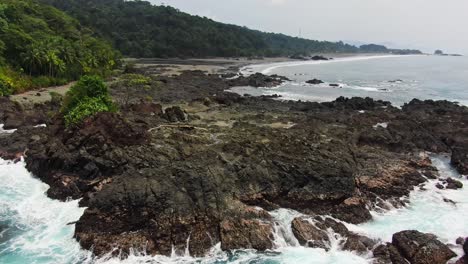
top-left (1, 70), bottom-right (467, 263)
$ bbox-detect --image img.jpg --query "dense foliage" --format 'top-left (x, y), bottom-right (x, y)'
top-left (359, 44), bottom-right (421, 55)
top-left (62, 75), bottom-right (116, 126)
top-left (0, 0), bottom-right (120, 94)
top-left (40, 0), bottom-right (420, 58)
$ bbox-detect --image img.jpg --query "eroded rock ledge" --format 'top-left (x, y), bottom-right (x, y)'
top-left (1, 71), bottom-right (467, 259)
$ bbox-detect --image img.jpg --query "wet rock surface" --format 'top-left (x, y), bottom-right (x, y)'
top-left (390, 230), bottom-right (456, 264)
top-left (1, 71), bottom-right (468, 257)
top-left (291, 215), bottom-right (376, 253)
top-left (373, 230), bottom-right (458, 264)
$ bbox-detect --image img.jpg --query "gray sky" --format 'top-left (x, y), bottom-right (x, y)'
top-left (149, 0), bottom-right (468, 54)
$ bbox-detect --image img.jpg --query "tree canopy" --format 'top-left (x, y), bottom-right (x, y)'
top-left (40, 0), bottom-right (420, 58)
top-left (0, 0), bottom-right (120, 94)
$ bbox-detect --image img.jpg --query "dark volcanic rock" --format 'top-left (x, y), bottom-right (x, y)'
top-left (291, 217), bottom-right (329, 249)
top-left (311, 55), bottom-right (329, 61)
top-left (291, 215), bottom-right (375, 253)
top-left (342, 233), bottom-right (376, 253)
top-left (220, 219), bottom-right (274, 251)
top-left (392, 230), bottom-right (456, 264)
top-left (25, 112), bottom-right (149, 201)
top-left (306, 79), bottom-right (324, 85)
top-left (1, 69), bottom-right (466, 259)
top-left (373, 243), bottom-right (409, 264)
top-left (227, 73), bottom-right (289, 88)
top-left (0, 98), bottom-right (50, 129)
top-left (446, 177), bottom-right (464, 189)
top-left (163, 106), bottom-right (187, 122)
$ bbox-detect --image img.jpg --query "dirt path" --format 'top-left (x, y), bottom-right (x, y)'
top-left (10, 82), bottom-right (75, 107)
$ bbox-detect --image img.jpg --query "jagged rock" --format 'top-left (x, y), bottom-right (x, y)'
top-left (226, 73), bottom-right (289, 88)
top-left (392, 230), bottom-right (456, 264)
top-left (342, 233), bottom-right (376, 253)
top-left (163, 106), bottom-right (187, 122)
top-left (372, 243), bottom-right (409, 264)
top-left (446, 177), bottom-right (464, 189)
top-left (220, 219), bottom-right (274, 251)
top-left (1, 71), bottom-right (468, 259)
top-left (313, 216), bottom-right (350, 237)
top-left (291, 217), bottom-right (329, 249)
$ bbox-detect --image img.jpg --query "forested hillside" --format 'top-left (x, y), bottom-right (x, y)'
top-left (40, 0), bottom-right (379, 58)
top-left (0, 0), bottom-right (120, 95)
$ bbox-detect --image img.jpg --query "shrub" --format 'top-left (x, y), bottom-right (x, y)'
top-left (62, 75), bottom-right (117, 126)
top-left (64, 96), bottom-right (114, 126)
top-left (62, 75), bottom-right (111, 113)
top-left (0, 75), bottom-right (13, 96)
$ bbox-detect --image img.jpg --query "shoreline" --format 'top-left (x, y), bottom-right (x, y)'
top-left (129, 53), bottom-right (411, 76)
top-left (1, 58), bottom-right (467, 263)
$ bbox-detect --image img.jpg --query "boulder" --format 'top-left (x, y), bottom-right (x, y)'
top-left (291, 217), bottom-right (329, 249)
top-left (163, 106), bottom-right (187, 122)
top-left (392, 230), bottom-right (456, 264)
top-left (342, 233), bottom-right (376, 253)
top-left (446, 178), bottom-right (464, 189)
top-left (372, 243), bottom-right (409, 264)
top-left (306, 79), bottom-right (324, 85)
top-left (220, 219), bottom-right (274, 251)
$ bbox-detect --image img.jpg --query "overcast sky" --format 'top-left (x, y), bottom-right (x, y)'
top-left (149, 0), bottom-right (468, 54)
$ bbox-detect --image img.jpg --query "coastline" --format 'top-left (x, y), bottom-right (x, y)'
top-left (128, 53), bottom-right (403, 76)
top-left (1, 54), bottom-right (467, 263)
top-left (1, 66), bottom-right (468, 263)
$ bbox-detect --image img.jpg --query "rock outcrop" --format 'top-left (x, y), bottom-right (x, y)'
top-left (306, 79), bottom-right (324, 85)
top-left (1, 71), bottom-right (468, 258)
top-left (227, 73), bottom-right (289, 88)
top-left (373, 230), bottom-right (457, 264)
top-left (291, 216), bottom-right (376, 253)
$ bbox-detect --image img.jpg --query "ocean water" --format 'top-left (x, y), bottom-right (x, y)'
top-left (231, 55), bottom-right (468, 106)
top-left (2, 55), bottom-right (468, 263)
top-left (1, 143), bottom-right (467, 263)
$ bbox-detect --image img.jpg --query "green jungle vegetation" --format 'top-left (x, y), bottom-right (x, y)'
top-left (62, 75), bottom-right (117, 126)
top-left (0, 0), bottom-right (120, 95)
top-left (40, 0), bottom-right (421, 58)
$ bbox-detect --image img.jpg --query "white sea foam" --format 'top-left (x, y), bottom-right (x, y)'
top-left (0, 158), bottom-right (87, 264)
top-left (0, 124), bottom-right (17, 134)
top-left (1, 152), bottom-right (466, 263)
top-left (373, 122), bottom-right (388, 129)
top-left (347, 154), bottom-right (468, 258)
top-left (239, 55), bottom-right (413, 76)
